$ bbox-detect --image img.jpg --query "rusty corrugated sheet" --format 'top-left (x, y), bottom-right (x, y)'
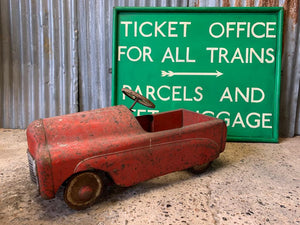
top-left (280, 0), bottom-right (300, 136)
top-left (0, 0), bottom-right (299, 137)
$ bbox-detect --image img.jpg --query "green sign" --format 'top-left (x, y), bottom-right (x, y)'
top-left (112, 7), bottom-right (283, 142)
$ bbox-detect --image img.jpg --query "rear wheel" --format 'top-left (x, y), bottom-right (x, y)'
top-left (189, 162), bottom-right (211, 174)
top-left (64, 172), bottom-right (103, 210)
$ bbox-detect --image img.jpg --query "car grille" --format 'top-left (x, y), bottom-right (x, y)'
top-left (27, 150), bottom-right (38, 185)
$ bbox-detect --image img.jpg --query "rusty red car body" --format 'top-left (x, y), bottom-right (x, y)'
top-left (27, 104), bottom-right (226, 209)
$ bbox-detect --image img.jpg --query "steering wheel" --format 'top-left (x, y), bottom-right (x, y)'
top-left (122, 88), bottom-right (155, 111)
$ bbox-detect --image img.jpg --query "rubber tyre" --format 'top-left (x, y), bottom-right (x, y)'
top-left (189, 162), bottom-right (211, 174)
top-left (64, 172), bottom-right (103, 210)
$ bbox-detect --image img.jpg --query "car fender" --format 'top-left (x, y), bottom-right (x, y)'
top-left (35, 145), bottom-right (55, 199)
top-left (27, 119), bottom-right (55, 199)
top-left (73, 152), bottom-right (145, 187)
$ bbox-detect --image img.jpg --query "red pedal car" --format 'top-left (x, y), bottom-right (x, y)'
top-left (27, 88), bottom-right (227, 210)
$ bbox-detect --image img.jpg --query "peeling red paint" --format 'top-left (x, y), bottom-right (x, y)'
top-left (27, 105), bottom-right (227, 200)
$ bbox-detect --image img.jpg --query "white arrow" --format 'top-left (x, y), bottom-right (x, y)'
top-left (161, 70), bottom-right (223, 77)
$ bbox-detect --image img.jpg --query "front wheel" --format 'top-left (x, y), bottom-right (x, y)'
top-left (64, 172), bottom-right (103, 210)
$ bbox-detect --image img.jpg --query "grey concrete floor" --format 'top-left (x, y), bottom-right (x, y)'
top-left (0, 128), bottom-right (299, 225)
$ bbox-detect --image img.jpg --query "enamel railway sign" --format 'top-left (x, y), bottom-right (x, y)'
top-left (112, 7), bottom-right (283, 142)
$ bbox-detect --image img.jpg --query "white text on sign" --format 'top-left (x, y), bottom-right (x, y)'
top-left (118, 20), bottom-right (277, 64)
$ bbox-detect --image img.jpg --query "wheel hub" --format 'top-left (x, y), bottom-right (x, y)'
top-left (78, 186), bottom-right (93, 201)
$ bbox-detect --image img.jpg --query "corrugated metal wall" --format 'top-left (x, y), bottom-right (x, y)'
top-left (0, 0), bottom-right (299, 137)
top-left (0, 0), bottom-right (78, 128)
